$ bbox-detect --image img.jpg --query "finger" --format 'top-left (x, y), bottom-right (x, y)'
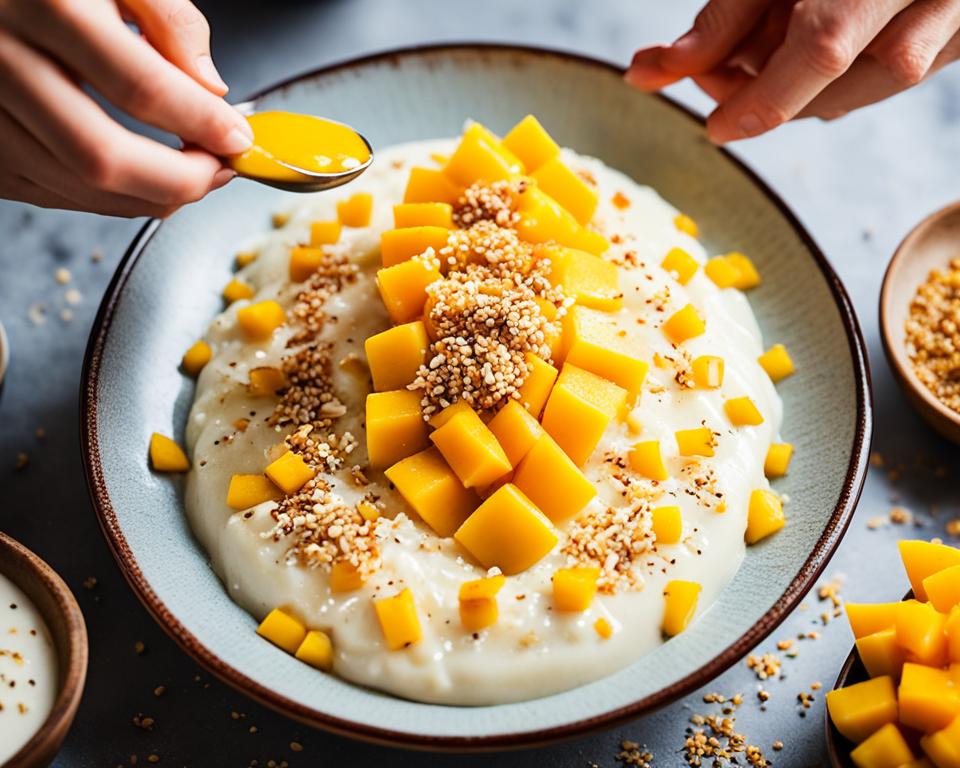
top-left (9, 0), bottom-right (252, 156)
top-left (624, 46), bottom-right (685, 90)
top-left (726, 2), bottom-right (793, 76)
top-left (693, 66), bottom-right (754, 103)
top-left (0, 175), bottom-right (178, 217)
top-left (121, 0), bottom-right (228, 95)
top-left (0, 28), bottom-right (228, 205)
top-left (866, 0), bottom-right (960, 87)
top-left (706, 0), bottom-right (914, 143)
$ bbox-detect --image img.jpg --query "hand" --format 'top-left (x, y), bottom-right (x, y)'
top-left (626, 0), bottom-right (960, 143)
top-left (0, 0), bottom-right (252, 217)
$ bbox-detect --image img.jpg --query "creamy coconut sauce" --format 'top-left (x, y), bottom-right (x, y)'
top-left (185, 139), bottom-right (781, 704)
top-left (0, 572), bottom-right (58, 763)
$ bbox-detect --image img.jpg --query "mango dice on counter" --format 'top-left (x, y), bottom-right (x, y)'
top-left (385, 447), bottom-right (478, 537)
top-left (223, 278), bottom-right (254, 304)
top-left (513, 434), bottom-right (597, 523)
top-left (454, 484), bottom-right (558, 575)
top-left (531, 157), bottom-right (598, 224)
top-left (675, 427), bottom-right (715, 458)
top-left (516, 353), bottom-right (559, 418)
top-left (226, 474), bottom-right (283, 510)
top-left (380, 226), bottom-right (451, 267)
top-left (725, 396), bottom-right (764, 427)
top-left (364, 320), bottom-right (429, 391)
top-left (662, 580), bottom-right (701, 636)
top-left (309, 220), bottom-right (341, 246)
top-left (502, 115), bottom-right (560, 173)
top-left (764, 443), bottom-right (794, 478)
top-left (393, 202), bottom-right (454, 229)
top-left (430, 407), bottom-right (512, 489)
top-left (553, 567), bottom-right (600, 612)
top-left (652, 505), bottom-right (683, 545)
top-left (403, 166), bottom-right (461, 205)
top-left (488, 400), bottom-right (544, 465)
top-left (745, 489), bottom-right (784, 544)
top-left (899, 541), bottom-right (960, 602)
top-left (264, 451), bottom-right (315, 495)
top-left (248, 366), bottom-right (286, 397)
top-left (365, 389), bottom-right (429, 469)
top-left (149, 433), bottom-right (190, 472)
top-left (257, 608), bottom-right (307, 654)
top-left (329, 561), bottom-right (366, 593)
top-left (376, 258), bottom-right (442, 324)
top-left (295, 629), bottom-right (334, 671)
top-left (542, 246), bottom-right (622, 311)
top-left (237, 300), bottom-right (286, 340)
top-left (661, 247), bottom-right (699, 285)
top-left (561, 306), bottom-right (648, 396)
top-left (628, 440), bottom-right (668, 482)
top-left (758, 343), bottom-right (795, 383)
top-left (458, 574), bottom-right (505, 632)
top-left (851, 723), bottom-right (915, 768)
top-left (374, 589), bottom-right (422, 651)
top-left (827, 676), bottom-right (900, 743)
top-left (289, 246), bottom-right (324, 282)
top-left (337, 192), bottom-right (373, 227)
top-left (181, 340), bottom-right (212, 376)
top-left (662, 304), bottom-right (706, 345)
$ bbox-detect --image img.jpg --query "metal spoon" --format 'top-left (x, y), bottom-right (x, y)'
top-left (229, 100), bottom-right (374, 193)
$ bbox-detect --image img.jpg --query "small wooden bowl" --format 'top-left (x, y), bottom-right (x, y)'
top-left (0, 533), bottom-right (87, 768)
top-left (880, 201), bottom-right (960, 443)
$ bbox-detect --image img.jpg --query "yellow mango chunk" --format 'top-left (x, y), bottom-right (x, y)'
top-left (675, 426), bottom-right (716, 457)
top-left (851, 723), bottom-right (915, 768)
top-left (745, 489), bottom-right (784, 544)
top-left (561, 306), bottom-right (648, 396)
top-left (502, 115), bottom-right (560, 173)
top-left (380, 226), bottom-right (450, 268)
top-left (661, 247), bottom-right (699, 285)
top-left (857, 628), bottom-right (908, 680)
top-left (329, 561), bottom-right (365, 593)
top-left (758, 344), bottom-right (796, 383)
top-left (257, 608), bottom-right (306, 654)
top-left (289, 245), bottom-right (324, 282)
top-left (542, 246), bottom-right (622, 311)
top-left (673, 213), bottom-right (699, 238)
top-left (385, 447), bottom-right (478, 537)
top-left (294, 629), bottom-right (334, 671)
top-left (553, 567), bottom-right (600, 612)
top-left (662, 303), bottom-right (706, 345)
top-left (181, 340), bottom-right (212, 376)
top-left (430, 408), bottom-right (512, 489)
top-left (846, 602), bottom-right (902, 639)
top-left (454, 484), bottom-right (558, 575)
top-left (488, 400), bottom-right (544, 466)
top-left (531, 157), bottom-right (598, 225)
top-left (925, 565), bottom-right (960, 614)
top-left (725, 396), bottom-right (764, 427)
top-left (652, 505), bottom-right (683, 545)
top-left (628, 440), bottom-right (668, 481)
top-left (900, 541), bottom-right (960, 602)
top-left (459, 597), bottom-right (498, 632)
top-left (691, 355), bottom-right (724, 389)
top-left (237, 300), bottom-right (286, 341)
top-left (309, 220), bottom-right (341, 246)
top-left (594, 617), bottom-right (613, 639)
top-left (223, 278), bottom-right (254, 304)
top-left (227, 474), bottom-right (282, 510)
top-left (427, 400), bottom-right (474, 429)
top-left (460, 574), bottom-right (506, 602)
top-left (900, 663), bottom-right (960, 733)
top-left (149, 432), bottom-right (190, 472)
top-left (921, 715), bottom-right (960, 768)
top-left (542, 363), bottom-right (627, 466)
top-left (516, 353), bottom-right (559, 418)
top-left (374, 589), bottom-right (422, 651)
top-left (513, 433), bottom-right (597, 523)
top-left (704, 256), bottom-right (739, 288)
top-left (662, 580), bottom-right (701, 637)
top-left (336, 192), bottom-right (373, 227)
top-left (949, 607), bottom-right (960, 665)
top-left (764, 443), bottom-right (794, 478)
top-left (376, 258), bottom-right (442, 324)
top-left (264, 451), bottom-right (315, 495)
top-left (365, 389), bottom-right (429, 469)
top-left (516, 186), bottom-right (609, 255)
top-left (444, 127), bottom-right (521, 186)
top-left (248, 366), bottom-right (286, 397)
top-left (827, 676), bottom-right (899, 743)
top-left (726, 252), bottom-right (761, 290)
top-left (393, 202), bottom-right (454, 229)
top-left (897, 600), bottom-right (949, 668)
top-left (364, 320), bottom-right (429, 392)
top-left (235, 250), bottom-right (257, 268)
top-left (403, 166), bottom-right (461, 205)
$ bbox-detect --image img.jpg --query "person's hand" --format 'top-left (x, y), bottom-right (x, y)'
top-left (626, 0), bottom-right (960, 143)
top-left (0, 0), bottom-right (252, 217)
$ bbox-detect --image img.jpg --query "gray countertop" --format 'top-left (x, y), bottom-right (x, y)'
top-left (1, 1), bottom-right (959, 765)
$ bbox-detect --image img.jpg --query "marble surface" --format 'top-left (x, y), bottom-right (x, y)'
top-left (0, 0), bottom-right (958, 765)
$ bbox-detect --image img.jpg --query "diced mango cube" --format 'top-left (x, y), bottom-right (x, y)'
top-left (541, 363), bottom-right (627, 466)
top-left (459, 596), bottom-right (499, 632)
top-left (662, 580), bottom-right (701, 636)
top-left (628, 440), bottom-right (668, 481)
top-left (704, 256), bottom-right (739, 288)
top-left (294, 629), bottom-right (334, 671)
top-left (846, 602), bottom-right (902, 639)
top-left (652, 505), bottom-right (683, 545)
top-left (309, 220), bottom-right (341, 246)
top-left (248, 366), bottom-right (286, 397)
top-left (662, 304), bottom-right (705, 345)
top-left (661, 247), bottom-right (699, 285)
top-left (542, 246), bottom-right (622, 311)
top-left (337, 192), bottom-right (373, 227)
top-left (181, 340), bottom-right (212, 376)
top-left (826, 676), bottom-right (899, 743)
top-left (900, 541), bottom-right (960, 602)
top-left (764, 443), bottom-right (794, 478)
top-left (594, 617), bottom-right (613, 639)
top-left (403, 167), bottom-right (461, 205)
top-left (745, 489), bottom-right (784, 544)
top-left (460, 574), bottom-right (506, 602)
top-left (444, 127), bottom-right (521, 186)
top-left (264, 451), bottom-right (315, 495)
top-left (513, 434), bottom-right (596, 523)
top-left (235, 250), bottom-right (257, 268)
top-left (516, 186), bottom-right (608, 255)
top-left (675, 427), bottom-right (715, 457)
top-left (427, 400), bottom-right (474, 429)
top-left (924, 565), bottom-right (960, 614)
top-left (365, 390), bottom-right (429, 469)
top-left (380, 226), bottom-right (451, 268)
top-left (726, 252), bottom-right (761, 290)
top-left (561, 306), bottom-right (648, 396)
top-left (532, 157), bottom-right (598, 224)
top-left (237, 300), bottom-right (286, 340)
top-left (374, 589), bottom-right (422, 650)
top-left (851, 723), bottom-right (915, 768)
top-left (896, 600), bottom-right (949, 668)
top-left (673, 213), bottom-right (699, 238)
top-left (949, 607), bottom-right (960, 665)
top-left (758, 344), bottom-right (795, 383)
top-left (223, 278), bottom-right (254, 304)
top-left (921, 714), bottom-right (960, 768)
top-left (516, 353), bottom-right (559, 418)
top-left (393, 202), bottom-right (454, 229)
top-left (899, 663), bottom-right (960, 732)
top-left (227, 474), bottom-right (282, 510)
top-left (488, 400), bottom-right (544, 466)
top-left (289, 245), bottom-right (324, 282)
top-left (376, 258), bottom-right (442, 324)
top-left (553, 567), bottom-right (600, 612)
top-left (256, 608), bottom-right (306, 654)
top-left (149, 432), bottom-right (190, 472)
top-left (857, 628), bottom-right (908, 680)
top-left (454, 484), bottom-right (558, 574)
top-left (502, 115), bottom-right (560, 172)
top-left (329, 561), bottom-right (365, 593)
top-left (725, 396), bottom-right (764, 427)
top-left (430, 408), bottom-right (512, 489)
top-left (385, 447), bottom-right (478, 537)
top-left (364, 320), bottom-right (429, 391)
top-left (691, 355), bottom-right (724, 389)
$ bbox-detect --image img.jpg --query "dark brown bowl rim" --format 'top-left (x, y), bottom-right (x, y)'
top-left (0, 532), bottom-right (88, 768)
top-left (79, 42), bottom-right (873, 751)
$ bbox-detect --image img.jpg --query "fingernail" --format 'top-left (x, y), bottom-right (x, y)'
top-left (210, 167), bottom-right (236, 191)
top-left (222, 125), bottom-right (253, 155)
top-left (738, 112), bottom-right (765, 137)
top-left (196, 55), bottom-right (229, 95)
top-left (671, 29), bottom-right (700, 52)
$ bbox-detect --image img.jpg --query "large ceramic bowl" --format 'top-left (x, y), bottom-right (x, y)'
top-left (81, 44), bottom-right (872, 749)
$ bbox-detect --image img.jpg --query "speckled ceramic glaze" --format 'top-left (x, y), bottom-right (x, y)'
top-left (81, 45), bottom-right (872, 749)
